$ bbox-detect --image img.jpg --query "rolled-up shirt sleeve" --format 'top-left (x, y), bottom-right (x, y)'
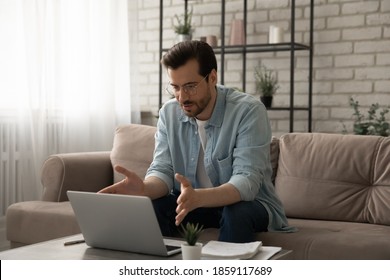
top-left (227, 103), bottom-right (272, 201)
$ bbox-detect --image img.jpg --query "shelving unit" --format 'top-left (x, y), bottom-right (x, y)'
top-left (158, 0), bottom-right (314, 132)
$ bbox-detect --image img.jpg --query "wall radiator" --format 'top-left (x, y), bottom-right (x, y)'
top-left (0, 115), bottom-right (62, 216)
top-left (0, 120), bottom-right (22, 216)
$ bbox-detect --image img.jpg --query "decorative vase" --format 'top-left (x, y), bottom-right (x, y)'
top-left (181, 243), bottom-right (202, 260)
top-left (261, 96), bottom-right (273, 108)
top-left (269, 25), bottom-right (284, 44)
top-left (229, 19), bottom-right (245, 45)
top-left (206, 35), bottom-right (218, 47)
top-left (177, 34), bottom-right (192, 43)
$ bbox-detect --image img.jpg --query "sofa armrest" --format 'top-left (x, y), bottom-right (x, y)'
top-left (41, 151), bottom-right (113, 202)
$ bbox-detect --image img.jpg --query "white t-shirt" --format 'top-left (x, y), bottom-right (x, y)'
top-left (196, 119), bottom-right (213, 188)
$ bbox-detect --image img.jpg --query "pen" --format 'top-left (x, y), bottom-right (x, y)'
top-left (64, 239), bottom-right (85, 246)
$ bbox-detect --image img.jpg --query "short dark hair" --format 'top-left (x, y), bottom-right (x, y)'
top-left (161, 40), bottom-right (217, 77)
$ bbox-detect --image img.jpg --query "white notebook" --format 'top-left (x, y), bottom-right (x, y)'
top-left (201, 240), bottom-right (262, 259)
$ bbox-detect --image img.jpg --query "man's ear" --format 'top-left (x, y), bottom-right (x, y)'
top-left (209, 69), bottom-right (218, 84)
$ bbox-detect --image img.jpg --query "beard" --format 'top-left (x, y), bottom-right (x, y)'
top-left (180, 88), bottom-right (212, 118)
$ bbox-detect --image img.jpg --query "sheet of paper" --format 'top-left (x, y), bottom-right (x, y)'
top-left (251, 246), bottom-right (282, 260)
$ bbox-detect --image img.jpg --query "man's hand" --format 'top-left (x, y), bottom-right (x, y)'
top-left (175, 173), bottom-right (200, 226)
top-left (98, 165), bottom-right (145, 196)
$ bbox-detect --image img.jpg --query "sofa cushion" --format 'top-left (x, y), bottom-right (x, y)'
top-left (195, 218), bottom-right (390, 259)
top-left (6, 201), bottom-right (80, 245)
top-left (110, 124), bottom-right (157, 183)
top-left (259, 218), bottom-right (390, 259)
top-left (275, 133), bottom-right (390, 226)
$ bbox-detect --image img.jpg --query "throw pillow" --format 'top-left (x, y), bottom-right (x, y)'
top-left (110, 124), bottom-right (157, 183)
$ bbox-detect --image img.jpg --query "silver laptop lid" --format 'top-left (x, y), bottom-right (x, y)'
top-left (67, 191), bottom-right (181, 256)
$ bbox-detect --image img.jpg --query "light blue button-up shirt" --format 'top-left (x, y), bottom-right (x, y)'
top-left (146, 85), bottom-right (294, 232)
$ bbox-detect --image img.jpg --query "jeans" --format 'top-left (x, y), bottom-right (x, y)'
top-left (152, 192), bottom-right (269, 243)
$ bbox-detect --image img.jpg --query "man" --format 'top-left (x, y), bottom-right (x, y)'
top-left (100, 40), bottom-right (294, 242)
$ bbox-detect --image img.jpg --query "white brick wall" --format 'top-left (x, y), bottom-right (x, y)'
top-left (136, 0), bottom-right (390, 134)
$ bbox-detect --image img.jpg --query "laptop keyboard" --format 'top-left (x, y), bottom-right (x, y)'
top-left (166, 244), bottom-right (181, 251)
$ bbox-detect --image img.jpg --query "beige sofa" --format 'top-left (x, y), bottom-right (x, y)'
top-left (6, 124), bottom-right (390, 259)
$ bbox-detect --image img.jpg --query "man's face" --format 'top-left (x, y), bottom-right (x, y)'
top-left (167, 59), bottom-right (216, 120)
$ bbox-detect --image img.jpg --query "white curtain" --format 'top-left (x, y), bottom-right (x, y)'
top-left (0, 0), bottom-right (139, 215)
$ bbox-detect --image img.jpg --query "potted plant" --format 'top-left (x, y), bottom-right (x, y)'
top-left (180, 222), bottom-right (203, 260)
top-left (174, 7), bottom-right (193, 42)
top-left (343, 97), bottom-right (389, 136)
top-left (254, 64), bottom-right (279, 108)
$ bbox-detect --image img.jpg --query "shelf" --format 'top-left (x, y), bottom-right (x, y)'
top-left (159, 0), bottom-right (314, 132)
top-left (267, 107), bottom-right (310, 111)
top-left (214, 43), bottom-right (311, 54)
top-left (162, 42), bottom-right (311, 54)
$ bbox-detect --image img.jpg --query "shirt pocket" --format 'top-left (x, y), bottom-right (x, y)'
top-left (215, 154), bottom-right (233, 184)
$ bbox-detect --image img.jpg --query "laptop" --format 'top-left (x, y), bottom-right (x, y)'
top-left (67, 190), bottom-right (182, 256)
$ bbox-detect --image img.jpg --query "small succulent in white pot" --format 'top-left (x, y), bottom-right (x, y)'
top-left (180, 222), bottom-right (204, 259)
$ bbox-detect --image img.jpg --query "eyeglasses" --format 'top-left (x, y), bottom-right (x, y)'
top-left (165, 74), bottom-right (209, 98)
